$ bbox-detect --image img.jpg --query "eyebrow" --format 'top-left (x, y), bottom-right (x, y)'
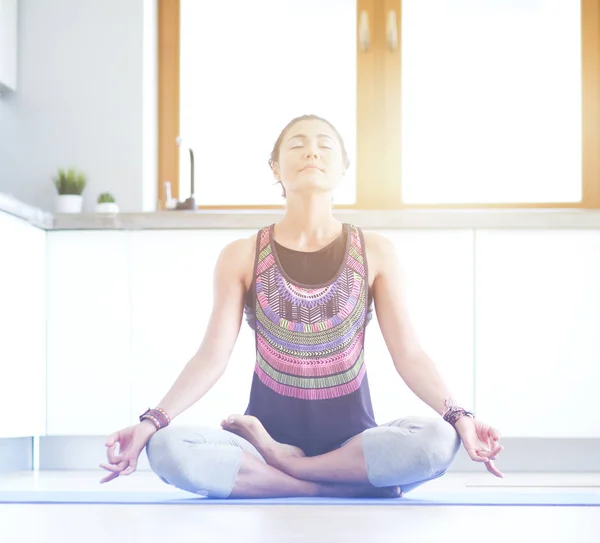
top-left (287, 133), bottom-right (335, 142)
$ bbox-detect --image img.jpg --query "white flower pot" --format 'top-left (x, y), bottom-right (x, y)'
top-left (95, 202), bottom-right (119, 214)
top-left (55, 194), bottom-right (83, 213)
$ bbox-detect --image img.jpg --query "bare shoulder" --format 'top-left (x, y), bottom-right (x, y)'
top-left (361, 230), bottom-right (399, 281)
top-left (216, 232), bottom-right (258, 290)
top-left (218, 232), bottom-right (257, 261)
top-left (362, 230), bottom-right (395, 254)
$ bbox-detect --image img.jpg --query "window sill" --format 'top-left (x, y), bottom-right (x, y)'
top-left (2, 194), bottom-right (600, 231)
top-left (49, 208), bottom-right (600, 231)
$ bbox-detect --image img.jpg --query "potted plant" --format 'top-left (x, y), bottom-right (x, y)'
top-left (53, 168), bottom-right (87, 213)
top-left (95, 192), bottom-right (119, 214)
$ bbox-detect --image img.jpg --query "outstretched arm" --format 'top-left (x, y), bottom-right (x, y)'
top-left (367, 232), bottom-right (504, 476)
top-left (149, 235), bottom-right (255, 426)
top-left (368, 232), bottom-right (457, 416)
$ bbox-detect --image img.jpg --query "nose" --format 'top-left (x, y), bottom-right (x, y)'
top-left (305, 144), bottom-right (319, 159)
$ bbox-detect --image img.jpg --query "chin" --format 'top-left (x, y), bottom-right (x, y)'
top-left (290, 185), bottom-right (337, 197)
top-left (287, 176), bottom-right (338, 195)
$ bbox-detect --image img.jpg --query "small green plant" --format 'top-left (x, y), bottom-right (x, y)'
top-left (97, 192), bottom-right (116, 204)
top-left (53, 168), bottom-right (87, 195)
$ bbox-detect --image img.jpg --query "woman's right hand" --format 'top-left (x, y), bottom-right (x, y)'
top-left (99, 421), bottom-right (157, 483)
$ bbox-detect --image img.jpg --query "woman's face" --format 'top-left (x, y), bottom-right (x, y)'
top-left (273, 119), bottom-right (346, 198)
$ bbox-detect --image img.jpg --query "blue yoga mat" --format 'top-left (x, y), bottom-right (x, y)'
top-left (1, 490), bottom-right (599, 506)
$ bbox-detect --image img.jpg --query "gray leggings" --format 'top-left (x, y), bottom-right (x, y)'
top-left (145, 416), bottom-right (461, 498)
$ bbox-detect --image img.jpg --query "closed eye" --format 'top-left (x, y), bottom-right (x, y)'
top-left (290, 145), bottom-right (332, 150)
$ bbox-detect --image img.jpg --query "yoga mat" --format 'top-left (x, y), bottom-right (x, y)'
top-left (1, 490), bottom-right (599, 506)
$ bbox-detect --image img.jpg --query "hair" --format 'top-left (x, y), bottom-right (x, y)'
top-left (268, 114), bottom-right (350, 198)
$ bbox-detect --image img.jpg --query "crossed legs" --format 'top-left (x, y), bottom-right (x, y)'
top-left (146, 414), bottom-right (461, 499)
top-left (222, 414), bottom-right (461, 493)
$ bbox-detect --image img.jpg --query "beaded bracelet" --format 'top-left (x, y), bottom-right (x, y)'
top-left (139, 407), bottom-right (171, 430)
top-left (443, 407), bottom-right (474, 426)
top-left (442, 399), bottom-right (474, 426)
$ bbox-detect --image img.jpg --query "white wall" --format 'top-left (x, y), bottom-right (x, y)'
top-left (0, 0), bottom-right (18, 93)
top-left (0, 0), bottom-right (157, 213)
top-left (0, 211), bottom-right (46, 439)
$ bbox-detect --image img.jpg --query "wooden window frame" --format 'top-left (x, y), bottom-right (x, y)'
top-left (158, 0), bottom-right (600, 210)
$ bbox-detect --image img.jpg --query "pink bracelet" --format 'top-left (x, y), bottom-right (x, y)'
top-left (139, 408), bottom-right (171, 430)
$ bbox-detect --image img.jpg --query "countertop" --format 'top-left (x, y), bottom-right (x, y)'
top-left (0, 193), bottom-right (54, 229)
top-left (3, 193), bottom-right (600, 230)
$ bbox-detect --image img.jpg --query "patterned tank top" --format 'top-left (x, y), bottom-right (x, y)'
top-left (243, 223), bottom-right (378, 457)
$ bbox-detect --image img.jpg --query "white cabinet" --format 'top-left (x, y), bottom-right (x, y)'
top-left (0, 0), bottom-right (17, 92)
top-left (365, 230), bottom-right (475, 423)
top-left (0, 212), bottom-right (46, 438)
top-left (130, 230), bottom-right (257, 428)
top-left (46, 231), bottom-right (132, 435)
top-left (44, 227), bottom-right (475, 435)
top-left (45, 229), bottom-right (258, 435)
top-left (475, 230), bottom-right (600, 437)
top-left (42, 226), bottom-right (600, 439)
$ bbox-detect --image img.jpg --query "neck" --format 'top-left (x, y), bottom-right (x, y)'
top-left (277, 193), bottom-right (341, 244)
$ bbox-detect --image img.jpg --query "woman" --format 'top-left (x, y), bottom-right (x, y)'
top-left (100, 114), bottom-right (504, 499)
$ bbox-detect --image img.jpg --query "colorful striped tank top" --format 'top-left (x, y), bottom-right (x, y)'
top-left (243, 223), bottom-right (378, 457)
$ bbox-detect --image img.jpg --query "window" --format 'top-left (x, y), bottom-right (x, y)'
top-left (401, 0), bottom-right (582, 205)
top-left (179, 0), bottom-right (357, 206)
top-left (158, 0), bottom-right (600, 209)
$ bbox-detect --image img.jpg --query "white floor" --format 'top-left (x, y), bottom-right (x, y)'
top-left (0, 471), bottom-right (599, 543)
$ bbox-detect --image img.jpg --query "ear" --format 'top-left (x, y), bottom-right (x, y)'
top-left (272, 162), bottom-right (281, 181)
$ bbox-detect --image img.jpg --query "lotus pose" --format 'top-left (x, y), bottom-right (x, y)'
top-left (100, 114), bottom-right (503, 499)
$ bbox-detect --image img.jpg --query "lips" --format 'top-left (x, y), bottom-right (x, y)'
top-left (301, 165), bottom-right (322, 171)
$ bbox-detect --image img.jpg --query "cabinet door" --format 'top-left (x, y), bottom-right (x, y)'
top-left (365, 230), bottom-right (475, 424)
top-left (0, 212), bottom-right (46, 438)
top-left (475, 230), bottom-right (600, 437)
top-left (46, 231), bottom-right (132, 435)
top-left (130, 230), bottom-right (257, 428)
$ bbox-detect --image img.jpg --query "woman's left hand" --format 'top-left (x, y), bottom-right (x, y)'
top-left (454, 417), bottom-right (504, 478)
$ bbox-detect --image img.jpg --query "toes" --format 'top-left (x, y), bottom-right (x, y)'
top-left (386, 486), bottom-right (402, 498)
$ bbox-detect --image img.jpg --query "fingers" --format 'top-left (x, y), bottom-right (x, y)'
top-left (466, 450), bottom-right (504, 477)
top-left (477, 444), bottom-right (502, 460)
top-left (477, 441), bottom-right (503, 460)
top-left (105, 432), bottom-right (120, 448)
top-left (485, 459), bottom-right (504, 478)
top-left (100, 460), bottom-right (128, 474)
top-left (467, 442), bottom-right (503, 464)
top-left (470, 450), bottom-right (492, 463)
top-left (99, 459), bottom-right (130, 484)
top-left (487, 442), bottom-right (503, 458)
top-left (107, 444), bottom-right (124, 464)
top-left (468, 442), bottom-right (504, 478)
top-left (492, 443), bottom-right (503, 459)
top-left (120, 462), bottom-right (137, 477)
top-left (100, 428), bottom-right (142, 483)
top-left (489, 427), bottom-right (502, 441)
top-left (100, 471), bottom-right (120, 484)
top-left (99, 460), bottom-right (138, 480)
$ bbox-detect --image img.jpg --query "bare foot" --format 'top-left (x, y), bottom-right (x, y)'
top-left (221, 415), bottom-right (305, 472)
top-left (320, 483), bottom-right (403, 499)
